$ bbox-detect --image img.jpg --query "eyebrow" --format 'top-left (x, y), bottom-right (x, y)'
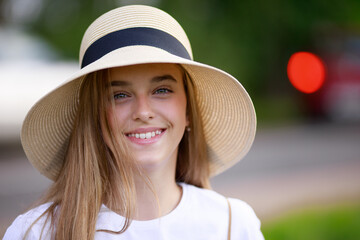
top-left (111, 74), bottom-right (177, 86)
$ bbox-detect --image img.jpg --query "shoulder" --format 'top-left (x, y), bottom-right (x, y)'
top-left (182, 183), bottom-right (256, 216)
top-left (3, 203), bottom-right (53, 240)
top-left (181, 183), bottom-right (230, 217)
top-left (181, 182), bottom-right (227, 205)
top-left (180, 183), bottom-right (264, 239)
top-left (228, 198), bottom-right (265, 239)
top-left (228, 197), bottom-right (259, 222)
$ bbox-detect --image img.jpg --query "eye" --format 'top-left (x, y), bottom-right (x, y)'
top-left (114, 92), bottom-right (130, 100)
top-left (154, 88), bottom-right (173, 95)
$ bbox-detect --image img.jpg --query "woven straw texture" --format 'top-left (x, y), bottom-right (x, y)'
top-left (21, 5), bottom-right (256, 180)
top-left (80, 5), bottom-right (193, 64)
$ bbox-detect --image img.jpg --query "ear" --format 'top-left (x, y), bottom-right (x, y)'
top-left (186, 114), bottom-right (190, 127)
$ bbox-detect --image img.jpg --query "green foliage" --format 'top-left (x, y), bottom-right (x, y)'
top-left (158, 0), bottom-right (360, 98)
top-left (29, 0), bottom-right (117, 59)
top-left (262, 203), bottom-right (360, 240)
top-left (254, 94), bottom-right (303, 126)
top-left (26, 0), bottom-right (360, 104)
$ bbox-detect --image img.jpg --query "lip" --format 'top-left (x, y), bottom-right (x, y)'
top-left (125, 127), bottom-right (166, 145)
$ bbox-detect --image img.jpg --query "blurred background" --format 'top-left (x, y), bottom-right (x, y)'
top-left (1, 0), bottom-right (359, 239)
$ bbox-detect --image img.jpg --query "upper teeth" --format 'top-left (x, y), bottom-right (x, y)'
top-left (127, 130), bottom-right (162, 139)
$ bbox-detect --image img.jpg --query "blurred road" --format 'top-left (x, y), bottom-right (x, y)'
top-left (211, 122), bottom-right (360, 220)
top-left (1, 123), bottom-right (360, 236)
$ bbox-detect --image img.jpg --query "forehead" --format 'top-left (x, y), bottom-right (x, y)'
top-left (109, 63), bottom-right (183, 82)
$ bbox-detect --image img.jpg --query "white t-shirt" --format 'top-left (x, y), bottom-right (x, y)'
top-left (4, 183), bottom-right (264, 239)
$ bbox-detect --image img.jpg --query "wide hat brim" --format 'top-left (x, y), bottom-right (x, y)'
top-left (21, 44), bottom-right (256, 181)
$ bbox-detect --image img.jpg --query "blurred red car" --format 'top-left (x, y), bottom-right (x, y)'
top-left (304, 33), bottom-right (360, 122)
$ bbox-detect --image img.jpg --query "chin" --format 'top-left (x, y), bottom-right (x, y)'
top-left (135, 153), bottom-right (175, 173)
top-left (138, 160), bottom-right (165, 172)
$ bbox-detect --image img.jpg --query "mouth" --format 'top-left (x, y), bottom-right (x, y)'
top-left (125, 129), bottom-right (165, 140)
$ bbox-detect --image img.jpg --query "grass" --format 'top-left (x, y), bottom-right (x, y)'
top-left (262, 203), bottom-right (360, 240)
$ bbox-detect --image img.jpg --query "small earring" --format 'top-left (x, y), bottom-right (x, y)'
top-left (186, 127), bottom-right (191, 132)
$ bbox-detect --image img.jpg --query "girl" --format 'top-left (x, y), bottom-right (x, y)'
top-left (4, 5), bottom-right (263, 240)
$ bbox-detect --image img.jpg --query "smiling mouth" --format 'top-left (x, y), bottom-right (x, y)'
top-left (125, 129), bottom-right (165, 139)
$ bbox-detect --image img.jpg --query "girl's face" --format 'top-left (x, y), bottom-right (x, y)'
top-left (106, 63), bottom-right (188, 172)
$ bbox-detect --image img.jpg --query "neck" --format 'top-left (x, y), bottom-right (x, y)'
top-left (133, 154), bottom-right (182, 220)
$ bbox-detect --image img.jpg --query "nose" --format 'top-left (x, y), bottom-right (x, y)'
top-left (132, 95), bottom-right (154, 121)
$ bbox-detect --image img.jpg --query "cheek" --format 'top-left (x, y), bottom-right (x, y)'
top-left (164, 96), bottom-right (187, 126)
top-left (101, 106), bottom-right (129, 149)
top-left (101, 106), bottom-right (124, 137)
top-left (107, 105), bottom-right (129, 129)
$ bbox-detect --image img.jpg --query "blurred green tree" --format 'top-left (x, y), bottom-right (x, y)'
top-left (159, 0), bottom-right (360, 97)
top-left (29, 0), bottom-right (117, 59)
top-left (25, 0), bottom-right (360, 100)
top-left (0, 0), bottom-right (5, 23)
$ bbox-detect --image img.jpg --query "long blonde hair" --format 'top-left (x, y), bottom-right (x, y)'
top-left (176, 66), bottom-right (210, 188)
top-left (26, 64), bottom-right (209, 239)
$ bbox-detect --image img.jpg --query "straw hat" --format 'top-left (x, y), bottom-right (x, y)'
top-left (21, 5), bottom-right (256, 181)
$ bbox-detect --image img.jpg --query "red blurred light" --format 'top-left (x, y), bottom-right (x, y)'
top-left (287, 52), bottom-right (326, 94)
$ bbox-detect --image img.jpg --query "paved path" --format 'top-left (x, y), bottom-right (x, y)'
top-left (211, 123), bottom-right (360, 220)
top-left (1, 123), bottom-right (359, 236)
